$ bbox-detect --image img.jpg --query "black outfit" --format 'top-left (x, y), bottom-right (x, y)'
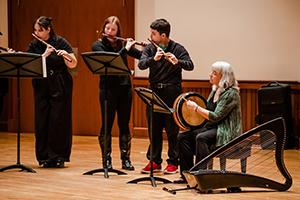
top-left (27, 35), bottom-right (74, 167)
top-left (91, 37), bottom-right (142, 167)
top-left (138, 40), bottom-right (194, 166)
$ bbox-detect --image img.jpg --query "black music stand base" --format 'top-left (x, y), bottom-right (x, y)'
top-left (0, 53), bottom-right (44, 174)
top-left (83, 167), bottom-right (126, 178)
top-left (127, 87), bottom-right (173, 187)
top-left (0, 163), bottom-right (36, 173)
top-left (81, 52), bottom-right (132, 178)
top-left (128, 174), bottom-right (172, 187)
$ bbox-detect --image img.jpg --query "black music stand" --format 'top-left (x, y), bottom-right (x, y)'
top-left (81, 51), bottom-right (129, 178)
top-left (127, 87), bottom-right (173, 187)
top-left (0, 52), bottom-right (46, 173)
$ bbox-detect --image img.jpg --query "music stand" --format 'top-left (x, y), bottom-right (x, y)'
top-left (0, 52), bottom-right (46, 173)
top-left (81, 51), bottom-right (129, 178)
top-left (127, 87), bottom-right (173, 187)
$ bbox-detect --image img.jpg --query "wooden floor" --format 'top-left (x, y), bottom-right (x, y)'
top-left (0, 132), bottom-right (299, 200)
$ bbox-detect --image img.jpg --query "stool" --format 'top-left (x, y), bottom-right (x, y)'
top-left (208, 139), bottom-right (252, 173)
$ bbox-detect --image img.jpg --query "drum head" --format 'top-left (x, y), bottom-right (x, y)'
top-left (173, 92), bottom-right (207, 131)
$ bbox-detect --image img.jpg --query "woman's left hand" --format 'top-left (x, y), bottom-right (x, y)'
top-left (56, 49), bottom-right (68, 56)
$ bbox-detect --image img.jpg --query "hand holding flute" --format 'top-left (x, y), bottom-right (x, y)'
top-left (102, 33), bottom-right (146, 47)
top-left (32, 33), bottom-right (73, 62)
top-left (147, 38), bottom-right (178, 65)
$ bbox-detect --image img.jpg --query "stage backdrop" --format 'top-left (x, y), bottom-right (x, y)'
top-left (134, 0), bottom-right (300, 82)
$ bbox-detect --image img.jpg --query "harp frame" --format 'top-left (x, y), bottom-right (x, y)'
top-left (183, 117), bottom-right (293, 192)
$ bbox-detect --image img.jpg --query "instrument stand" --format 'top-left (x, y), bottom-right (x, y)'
top-left (0, 52), bottom-right (46, 173)
top-left (127, 87), bottom-right (174, 187)
top-left (81, 51), bottom-right (130, 178)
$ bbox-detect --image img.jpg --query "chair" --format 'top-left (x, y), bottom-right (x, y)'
top-left (208, 139), bottom-right (252, 173)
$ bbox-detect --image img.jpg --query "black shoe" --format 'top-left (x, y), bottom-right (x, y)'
top-left (227, 187), bottom-right (241, 193)
top-left (122, 160), bottom-right (135, 171)
top-left (103, 159), bottom-right (112, 169)
top-left (173, 177), bottom-right (187, 184)
top-left (42, 160), bottom-right (56, 168)
top-left (55, 159), bottom-right (65, 168)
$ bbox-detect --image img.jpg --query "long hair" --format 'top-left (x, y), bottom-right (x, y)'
top-left (35, 16), bottom-right (55, 37)
top-left (100, 16), bottom-right (122, 37)
top-left (211, 61), bottom-right (239, 92)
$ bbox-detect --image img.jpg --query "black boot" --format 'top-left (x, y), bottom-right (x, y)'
top-left (102, 155), bottom-right (112, 169)
top-left (122, 160), bottom-right (134, 170)
top-left (120, 132), bottom-right (133, 171)
top-left (99, 134), bottom-right (113, 169)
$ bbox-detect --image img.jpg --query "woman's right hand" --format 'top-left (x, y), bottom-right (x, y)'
top-left (125, 38), bottom-right (136, 51)
top-left (186, 100), bottom-right (199, 111)
top-left (42, 45), bottom-right (55, 57)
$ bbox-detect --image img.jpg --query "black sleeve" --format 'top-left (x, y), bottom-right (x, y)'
top-left (174, 44), bottom-right (194, 71)
top-left (92, 41), bottom-right (105, 51)
top-left (138, 45), bottom-right (156, 70)
top-left (119, 46), bottom-right (142, 60)
top-left (57, 37), bottom-right (73, 53)
top-left (127, 47), bottom-right (142, 59)
top-left (26, 41), bottom-right (37, 53)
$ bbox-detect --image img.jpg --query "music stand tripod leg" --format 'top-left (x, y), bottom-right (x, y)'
top-left (0, 60), bottom-right (39, 173)
top-left (127, 91), bottom-right (172, 186)
top-left (83, 95), bottom-right (127, 177)
top-left (81, 53), bottom-right (130, 177)
top-left (0, 164), bottom-right (36, 173)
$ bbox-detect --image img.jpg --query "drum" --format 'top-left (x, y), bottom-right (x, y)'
top-left (173, 92), bottom-right (207, 131)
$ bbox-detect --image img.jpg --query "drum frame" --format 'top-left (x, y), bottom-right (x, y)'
top-left (173, 92), bottom-right (207, 131)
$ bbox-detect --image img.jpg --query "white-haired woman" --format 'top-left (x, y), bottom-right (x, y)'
top-left (175, 61), bottom-right (242, 183)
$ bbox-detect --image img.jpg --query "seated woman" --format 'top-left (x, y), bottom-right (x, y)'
top-left (176, 61), bottom-right (242, 183)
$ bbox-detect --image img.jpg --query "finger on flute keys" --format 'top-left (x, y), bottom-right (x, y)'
top-left (148, 38), bottom-right (176, 65)
top-left (32, 33), bottom-right (72, 62)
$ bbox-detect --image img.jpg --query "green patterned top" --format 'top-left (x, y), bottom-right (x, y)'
top-left (207, 87), bottom-right (242, 146)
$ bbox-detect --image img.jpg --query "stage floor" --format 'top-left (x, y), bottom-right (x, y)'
top-left (0, 132), bottom-right (299, 200)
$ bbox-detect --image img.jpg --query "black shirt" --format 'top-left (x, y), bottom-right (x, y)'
top-left (27, 35), bottom-right (73, 73)
top-left (138, 40), bottom-right (194, 85)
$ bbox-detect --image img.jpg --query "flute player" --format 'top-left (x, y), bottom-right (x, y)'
top-left (138, 18), bottom-right (194, 174)
top-left (27, 16), bottom-right (77, 168)
top-left (91, 16), bottom-right (143, 171)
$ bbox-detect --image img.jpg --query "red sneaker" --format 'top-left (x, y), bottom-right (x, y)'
top-left (141, 162), bottom-right (162, 174)
top-left (163, 164), bottom-right (178, 174)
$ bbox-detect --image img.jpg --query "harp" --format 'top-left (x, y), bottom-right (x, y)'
top-left (182, 117), bottom-right (293, 193)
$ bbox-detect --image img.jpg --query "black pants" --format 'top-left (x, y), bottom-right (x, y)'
top-left (98, 85), bottom-right (132, 162)
top-left (146, 85), bottom-right (182, 166)
top-left (32, 71), bottom-right (73, 164)
top-left (178, 127), bottom-right (217, 175)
